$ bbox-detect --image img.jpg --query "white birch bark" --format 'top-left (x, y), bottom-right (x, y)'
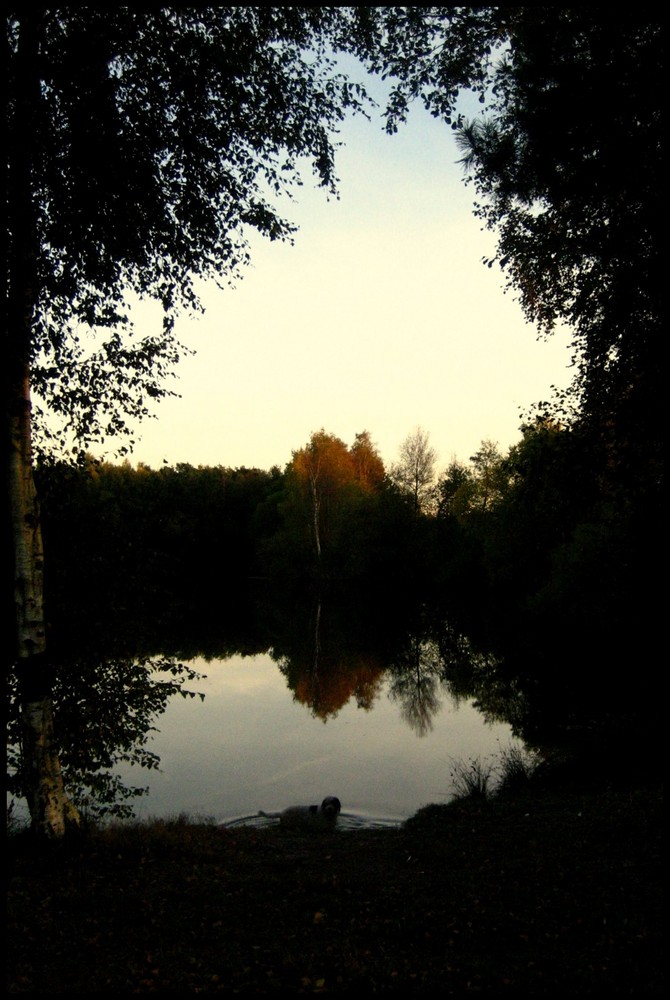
top-left (9, 367), bottom-right (80, 837)
top-left (8, 12), bottom-right (79, 835)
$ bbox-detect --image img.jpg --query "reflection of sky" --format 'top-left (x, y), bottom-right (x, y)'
top-left (116, 654), bottom-right (520, 825)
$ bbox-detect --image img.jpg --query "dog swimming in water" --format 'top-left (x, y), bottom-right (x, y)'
top-left (279, 795), bottom-right (341, 830)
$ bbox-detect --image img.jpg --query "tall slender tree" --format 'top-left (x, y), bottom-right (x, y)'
top-left (290, 431), bottom-right (356, 565)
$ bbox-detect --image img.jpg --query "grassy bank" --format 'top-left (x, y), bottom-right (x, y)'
top-left (7, 781), bottom-right (662, 994)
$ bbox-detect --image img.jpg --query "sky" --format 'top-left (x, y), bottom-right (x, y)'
top-left (121, 84), bottom-right (574, 476)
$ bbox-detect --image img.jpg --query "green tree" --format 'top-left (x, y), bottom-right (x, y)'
top-left (361, 9), bottom-right (662, 467)
top-left (6, 8), bottom-right (368, 836)
top-left (8, 651), bottom-right (205, 823)
top-left (456, 12), bottom-right (661, 441)
top-left (468, 440), bottom-right (507, 513)
top-left (437, 460), bottom-right (476, 522)
top-left (362, 11), bottom-right (662, 701)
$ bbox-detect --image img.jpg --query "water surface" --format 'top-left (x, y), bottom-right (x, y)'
top-left (116, 651), bottom-right (519, 827)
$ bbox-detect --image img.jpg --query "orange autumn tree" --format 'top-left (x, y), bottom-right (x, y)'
top-left (294, 655), bottom-right (385, 720)
top-left (291, 430), bottom-right (355, 565)
top-left (287, 429), bottom-right (385, 572)
top-left (350, 430), bottom-right (385, 493)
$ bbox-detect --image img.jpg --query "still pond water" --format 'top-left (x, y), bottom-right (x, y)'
top-left (116, 651), bottom-right (520, 828)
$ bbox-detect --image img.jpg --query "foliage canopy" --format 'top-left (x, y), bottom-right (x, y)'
top-left (6, 7), bottom-right (368, 451)
top-left (359, 8), bottom-right (662, 450)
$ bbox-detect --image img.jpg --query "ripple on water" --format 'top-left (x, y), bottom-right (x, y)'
top-left (220, 811), bottom-right (403, 831)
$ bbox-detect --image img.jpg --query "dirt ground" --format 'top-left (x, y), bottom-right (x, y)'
top-left (7, 786), bottom-right (662, 993)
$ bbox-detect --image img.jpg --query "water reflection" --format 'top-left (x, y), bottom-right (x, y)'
top-left (8, 589), bottom-right (532, 825)
top-left (115, 652), bottom-right (518, 824)
top-left (387, 636), bottom-right (446, 736)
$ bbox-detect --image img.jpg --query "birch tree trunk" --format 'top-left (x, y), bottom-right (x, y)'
top-left (309, 468), bottom-right (322, 564)
top-left (7, 9), bottom-right (80, 837)
top-left (9, 373), bottom-right (80, 836)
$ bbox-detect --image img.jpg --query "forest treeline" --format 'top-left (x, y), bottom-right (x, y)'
top-left (38, 414), bottom-right (658, 688)
top-left (22, 410), bottom-right (660, 820)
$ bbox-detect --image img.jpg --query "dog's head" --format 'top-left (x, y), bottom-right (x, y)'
top-left (320, 796), bottom-right (341, 821)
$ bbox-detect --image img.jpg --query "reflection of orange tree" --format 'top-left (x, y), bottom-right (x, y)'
top-left (270, 592), bottom-right (387, 719)
top-left (293, 654), bottom-right (385, 720)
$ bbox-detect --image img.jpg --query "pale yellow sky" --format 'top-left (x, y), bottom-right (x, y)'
top-left (123, 96), bottom-right (573, 474)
